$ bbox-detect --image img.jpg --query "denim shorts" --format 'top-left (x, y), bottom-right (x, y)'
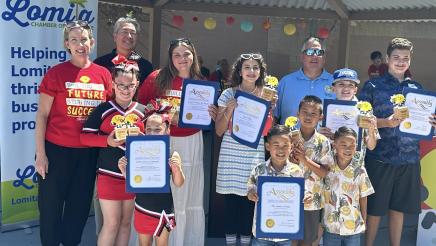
top-left (252, 238), bottom-right (292, 246)
top-left (323, 231), bottom-right (361, 246)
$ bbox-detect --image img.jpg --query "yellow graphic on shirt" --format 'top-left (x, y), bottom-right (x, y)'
top-left (65, 77), bottom-right (106, 118)
top-left (111, 115), bottom-right (125, 126)
top-left (125, 114), bottom-right (139, 125)
top-left (80, 75), bottom-right (91, 83)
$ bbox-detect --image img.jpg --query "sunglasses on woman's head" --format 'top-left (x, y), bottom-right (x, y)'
top-left (302, 48), bottom-right (325, 57)
top-left (170, 38), bottom-right (192, 46)
top-left (240, 53), bottom-right (263, 60)
top-left (65, 20), bottom-right (90, 30)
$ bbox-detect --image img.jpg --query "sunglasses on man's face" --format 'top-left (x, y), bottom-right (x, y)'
top-left (170, 38), bottom-right (192, 46)
top-left (65, 20), bottom-right (90, 30)
top-left (240, 53), bottom-right (263, 60)
top-left (303, 48), bottom-right (325, 57)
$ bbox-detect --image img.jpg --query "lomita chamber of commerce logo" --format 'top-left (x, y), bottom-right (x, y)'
top-left (1, 0), bottom-right (95, 28)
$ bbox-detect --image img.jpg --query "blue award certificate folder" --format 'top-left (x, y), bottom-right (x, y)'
top-left (256, 176), bottom-right (304, 239)
top-left (126, 135), bottom-right (170, 193)
top-left (322, 99), bottom-right (363, 150)
top-left (231, 90), bottom-right (270, 149)
top-left (397, 88), bottom-right (436, 140)
top-left (178, 79), bottom-right (219, 130)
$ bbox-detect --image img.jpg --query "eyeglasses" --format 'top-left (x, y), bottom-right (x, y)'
top-left (65, 20), bottom-right (90, 30)
top-left (115, 83), bottom-right (136, 91)
top-left (170, 38), bottom-right (192, 46)
top-left (302, 48), bottom-right (325, 57)
top-left (240, 53), bottom-right (263, 60)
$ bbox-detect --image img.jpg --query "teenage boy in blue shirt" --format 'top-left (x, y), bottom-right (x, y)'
top-left (359, 37), bottom-right (435, 246)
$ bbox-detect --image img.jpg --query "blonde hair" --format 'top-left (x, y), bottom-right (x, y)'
top-left (63, 26), bottom-right (94, 54)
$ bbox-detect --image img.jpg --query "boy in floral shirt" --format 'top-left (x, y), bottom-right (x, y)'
top-left (292, 95), bottom-right (334, 246)
top-left (322, 127), bottom-right (374, 246)
top-left (247, 124), bottom-right (303, 246)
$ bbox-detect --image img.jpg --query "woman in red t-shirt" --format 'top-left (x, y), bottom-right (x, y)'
top-left (137, 38), bottom-right (217, 246)
top-left (34, 21), bottom-right (112, 246)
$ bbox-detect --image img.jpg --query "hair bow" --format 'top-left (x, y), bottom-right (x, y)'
top-left (111, 55), bottom-right (139, 72)
top-left (144, 99), bottom-right (173, 123)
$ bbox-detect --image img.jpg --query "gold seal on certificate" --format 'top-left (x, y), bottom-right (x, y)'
top-left (134, 175), bottom-right (142, 183)
top-left (266, 218), bottom-right (275, 228)
top-left (403, 121), bottom-right (412, 129)
top-left (234, 124), bottom-right (240, 132)
top-left (185, 112), bottom-right (193, 120)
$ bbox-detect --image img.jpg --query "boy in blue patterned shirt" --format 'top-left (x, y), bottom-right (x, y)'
top-left (359, 37), bottom-right (435, 246)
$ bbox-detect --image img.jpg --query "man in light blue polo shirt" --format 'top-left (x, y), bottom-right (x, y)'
top-left (274, 37), bottom-right (334, 124)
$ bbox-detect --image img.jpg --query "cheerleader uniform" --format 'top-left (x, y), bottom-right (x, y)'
top-left (134, 167), bottom-right (176, 236)
top-left (81, 100), bottom-right (145, 200)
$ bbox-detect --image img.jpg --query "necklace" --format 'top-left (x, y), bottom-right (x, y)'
top-left (238, 85), bottom-right (257, 94)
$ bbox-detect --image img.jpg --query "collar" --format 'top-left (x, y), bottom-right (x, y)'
top-left (297, 68), bottom-right (331, 81)
top-left (265, 159), bottom-right (289, 175)
top-left (299, 128), bottom-right (318, 143)
top-left (383, 72), bottom-right (419, 89)
top-left (334, 154), bottom-right (361, 171)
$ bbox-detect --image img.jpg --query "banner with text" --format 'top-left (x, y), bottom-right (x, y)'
top-left (0, 0), bottom-right (98, 230)
top-left (418, 139), bottom-right (436, 245)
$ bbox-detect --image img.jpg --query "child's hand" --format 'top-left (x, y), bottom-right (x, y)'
top-left (169, 151), bottom-right (182, 173)
top-left (318, 127), bottom-right (333, 139)
top-left (107, 131), bottom-right (125, 147)
top-left (386, 114), bottom-right (403, 128)
top-left (226, 98), bottom-right (237, 115)
top-left (118, 156), bottom-right (127, 177)
top-left (171, 111), bottom-right (180, 126)
top-left (429, 114), bottom-right (436, 128)
top-left (247, 191), bottom-right (259, 202)
top-left (270, 94), bottom-right (278, 111)
top-left (367, 116), bottom-right (378, 131)
top-left (208, 105), bottom-right (218, 121)
top-left (293, 147), bottom-right (308, 164)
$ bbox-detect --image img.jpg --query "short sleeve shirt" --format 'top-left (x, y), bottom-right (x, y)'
top-left (358, 73), bottom-right (422, 165)
top-left (274, 69), bottom-right (334, 124)
top-left (248, 159), bottom-right (303, 242)
top-left (297, 130), bottom-right (334, 210)
top-left (39, 61), bottom-right (112, 147)
top-left (323, 157), bottom-right (374, 235)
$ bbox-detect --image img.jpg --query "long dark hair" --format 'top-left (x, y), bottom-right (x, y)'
top-left (230, 52), bottom-right (267, 87)
top-left (155, 38), bottom-right (203, 92)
